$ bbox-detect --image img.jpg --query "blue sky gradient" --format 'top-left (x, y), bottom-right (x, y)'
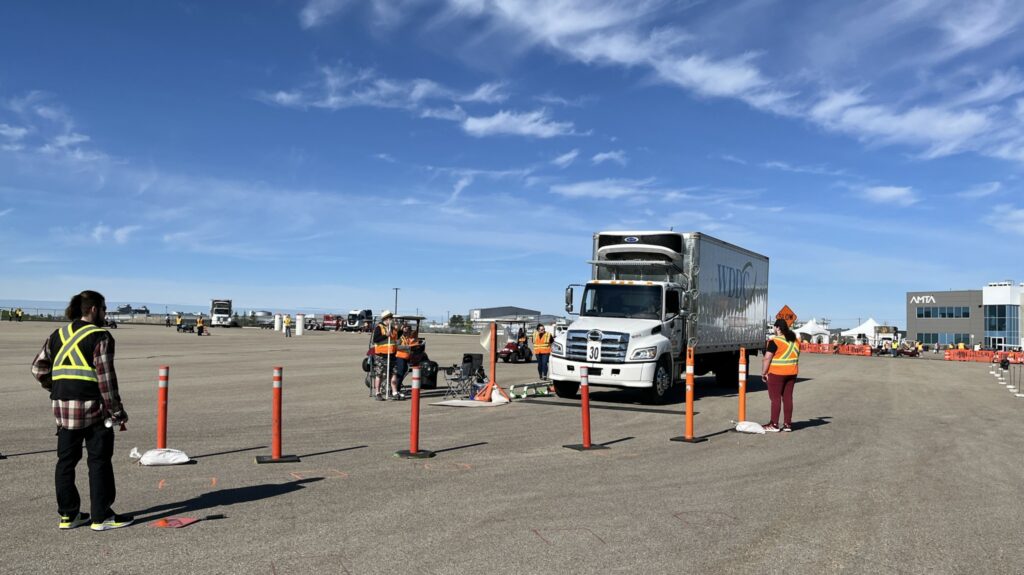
top-left (1, 1), bottom-right (1022, 327)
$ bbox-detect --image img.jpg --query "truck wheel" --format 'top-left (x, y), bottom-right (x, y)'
top-left (553, 380), bottom-right (579, 399)
top-left (645, 357), bottom-right (673, 404)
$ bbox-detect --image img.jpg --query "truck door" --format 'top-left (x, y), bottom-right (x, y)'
top-left (665, 289), bottom-right (684, 363)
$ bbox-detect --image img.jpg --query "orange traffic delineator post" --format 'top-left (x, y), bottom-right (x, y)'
top-left (256, 367), bottom-right (300, 464)
top-left (671, 347), bottom-right (707, 444)
top-left (157, 366), bottom-right (169, 449)
top-left (738, 348), bottom-right (747, 422)
top-left (564, 366), bottom-right (607, 451)
top-left (396, 367), bottom-right (435, 459)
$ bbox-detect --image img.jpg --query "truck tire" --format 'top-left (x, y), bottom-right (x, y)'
top-left (645, 357), bottom-right (673, 404)
top-left (553, 380), bottom-right (579, 399)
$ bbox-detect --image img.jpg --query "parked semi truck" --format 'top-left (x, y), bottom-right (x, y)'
top-left (210, 299), bottom-right (237, 327)
top-left (550, 231), bottom-right (769, 403)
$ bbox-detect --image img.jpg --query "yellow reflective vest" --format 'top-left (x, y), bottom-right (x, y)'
top-left (52, 322), bottom-right (105, 383)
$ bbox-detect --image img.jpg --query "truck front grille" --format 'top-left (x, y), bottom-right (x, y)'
top-left (565, 330), bottom-right (629, 363)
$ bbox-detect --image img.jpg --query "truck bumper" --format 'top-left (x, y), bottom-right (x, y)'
top-left (549, 356), bottom-right (656, 388)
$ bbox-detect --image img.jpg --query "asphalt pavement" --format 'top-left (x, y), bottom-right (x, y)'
top-left (1, 321), bottom-right (1021, 574)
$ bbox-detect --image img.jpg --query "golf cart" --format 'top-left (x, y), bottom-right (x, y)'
top-left (496, 318), bottom-right (533, 363)
top-left (362, 315), bottom-right (438, 392)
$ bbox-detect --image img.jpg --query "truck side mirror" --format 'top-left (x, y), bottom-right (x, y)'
top-left (564, 286), bottom-right (574, 313)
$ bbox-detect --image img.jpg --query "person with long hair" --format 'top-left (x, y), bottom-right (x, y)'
top-left (31, 290), bottom-right (133, 531)
top-left (762, 318), bottom-right (801, 432)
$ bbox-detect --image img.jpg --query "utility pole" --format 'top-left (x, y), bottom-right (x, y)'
top-left (393, 288), bottom-right (400, 315)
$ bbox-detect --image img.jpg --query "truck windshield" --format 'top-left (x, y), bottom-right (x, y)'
top-left (212, 307), bottom-right (229, 314)
top-left (580, 284), bottom-right (661, 319)
top-left (347, 314), bottom-right (358, 322)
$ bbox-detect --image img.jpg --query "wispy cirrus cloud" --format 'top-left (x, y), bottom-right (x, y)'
top-left (860, 185), bottom-right (919, 207)
top-left (551, 149), bottom-right (579, 168)
top-left (551, 178), bottom-right (654, 199)
top-left (956, 181), bottom-right (1002, 199)
top-left (257, 62), bottom-right (507, 112)
top-left (591, 149), bottom-right (627, 166)
top-left (462, 109), bottom-right (574, 138)
top-left (984, 203), bottom-right (1024, 235)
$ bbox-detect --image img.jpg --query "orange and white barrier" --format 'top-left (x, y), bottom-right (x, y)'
top-left (256, 367), bottom-right (299, 464)
top-left (738, 347), bottom-right (747, 422)
top-left (564, 366), bottom-right (607, 451)
top-left (157, 366), bottom-right (169, 449)
top-left (396, 367), bottom-right (435, 459)
top-left (671, 347), bottom-right (706, 444)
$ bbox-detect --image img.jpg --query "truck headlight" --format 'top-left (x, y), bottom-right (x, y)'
top-left (630, 346), bottom-right (657, 360)
top-left (552, 342), bottom-right (564, 356)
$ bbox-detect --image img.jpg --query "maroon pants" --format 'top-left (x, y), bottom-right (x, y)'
top-left (766, 373), bottom-right (796, 426)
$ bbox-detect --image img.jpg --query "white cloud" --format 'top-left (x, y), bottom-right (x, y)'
top-left (52, 132), bottom-right (90, 148)
top-left (861, 186), bottom-right (919, 206)
top-left (985, 203), bottom-right (1024, 236)
top-left (956, 181), bottom-right (1002, 199)
top-left (591, 149), bottom-right (627, 166)
top-left (939, 0), bottom-right (1024, 54)
top-left (462, 109), bottom-right (574, 138)
top-left (810, 90), bottom-right (992, 158)
top-left (299, 0), bottom-right (351, 29)
top-left (461, 82), bottom-right (508, 103)
top-left (91, 224), bottom-right (110, 242)
top-left (374, 153), bottom-right (397, 163)
top-left (0, 123), bottom-right (28, 140)
top-left (551, 178), bottom-right (654, 199)
top-left (112, 225), bottom-right (141, 244)
top-left (0, 207), bottom-right (12, 217)
top-left (447, 175), bottom-right (473, 204)
top-left (760, 160), bottom-right (847, 177)
top-left (420, 105), bottom-right (467, 121)
top-left (551, 149), bottom-right (579, 168)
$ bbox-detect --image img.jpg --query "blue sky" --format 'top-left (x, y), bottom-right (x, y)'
top-left (1, 0), bottom-right (1022, 327)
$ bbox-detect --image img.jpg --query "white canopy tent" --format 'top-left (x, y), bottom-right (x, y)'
top-left (841, 318), bottom-right (888, 346)
top-left (795, 318), bottom-right (830, 344)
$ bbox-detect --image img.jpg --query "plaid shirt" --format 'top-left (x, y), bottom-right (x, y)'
top-left (31, 328), bottom-right (124, 429)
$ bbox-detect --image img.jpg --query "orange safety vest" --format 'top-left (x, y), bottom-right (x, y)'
top-left (768, 336), bottom-right (799, 376)
top-left (533, 331), bottom-right (552, 355)
top-left (374, 324), bottom-right (396, 355)
top-left (396, 335), bottom-right (417, 360)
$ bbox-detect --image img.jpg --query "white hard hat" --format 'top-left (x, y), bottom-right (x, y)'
top-left (381, 310), bottom-right (393, 320)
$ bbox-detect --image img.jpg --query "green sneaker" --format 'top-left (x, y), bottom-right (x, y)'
top-left (90, 513), bottom-right (134, 531)
top-left (59, 512), bottom-right (91, 529)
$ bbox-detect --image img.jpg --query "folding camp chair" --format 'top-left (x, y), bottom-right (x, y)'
top-left (444, 353), bottom-right (483, 399)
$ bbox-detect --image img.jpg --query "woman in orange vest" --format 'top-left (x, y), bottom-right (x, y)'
top-left (762, 318), bottom-right (800, 432)
top-left (532, 323), bottom-right (552, 380)
top-left (371, 311), bottom-right (405, 401)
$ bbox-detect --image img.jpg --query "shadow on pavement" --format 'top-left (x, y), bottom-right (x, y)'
top-left (191, 445), bottom-right (267, 459)
top-left (432, 441), bottom-right (488, 454)
top-left (598, 436), bottom-right (634, 447)
top-left (2, 449), bottom-right (57, 457)
top-left (132, 478), bottom-right (324, 525)
top-left (793, 416), bottom-right (832, 431)
top-left (299, 445), bottom-right (367, 458)
top-left (520, 398), bottom-right (689, 416)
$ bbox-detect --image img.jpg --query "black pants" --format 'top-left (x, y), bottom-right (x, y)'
top-left (55, 422), bottom-right (115, 520)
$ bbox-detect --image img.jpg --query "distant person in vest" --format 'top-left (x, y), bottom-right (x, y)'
top-left (175, 314), bottom-right (183, 330)
top-left (762, 318), bottom-right (800, 433)
top-left (394, 324), bottom-right (418, 388)
top-left (533, 323), bottom-right (553, 380)
top-left (196, 314), bottom-right (205, 336)
top-left (283, 314), bottom-right (292, 337)
top-left (371, 310), bottom-right (405, 400)
top-left (30, 290), bottom-right (133, 531)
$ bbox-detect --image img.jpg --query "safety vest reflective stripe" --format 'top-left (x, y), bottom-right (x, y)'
top-left (769, 337), bottom-right (799, 375)
top-left (53, 323), bottom-right (103, 382)
top-left (374, 325), bottom-right (396, 354)
top-left (396, 336), bottom-right (416, 359)
top-left (533, 332), bottom-right (552, 354)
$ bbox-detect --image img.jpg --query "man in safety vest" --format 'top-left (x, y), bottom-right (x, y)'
top-left (175, 314), bottom-right (183, 331)
top-left (761, 318), bottom-right (800, 433)
top-left (283, 314), bottom-right (292, 338)
top-left (31, 290), bottom-right (133, 531)
top-left (371, 310), bottom-right (405, 400)
top-left (533, 323), bottom-right (553, 380)
top-left (196, 314), bottom-right (205, 336)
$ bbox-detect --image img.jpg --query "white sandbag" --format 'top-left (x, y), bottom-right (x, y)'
top-left (735, 421), bottom-right (766, 434)
top-left (139, 448), bottom-right (191, 466)
top-left (490, 387), bottom-right (510, 404)
top-left (129, 446), bottom-right (142, 460)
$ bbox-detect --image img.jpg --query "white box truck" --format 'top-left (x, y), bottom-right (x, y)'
top-left (550, 231), bottom-right (769, 403)
top-left (210, 299), bottom-right (236, 327)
